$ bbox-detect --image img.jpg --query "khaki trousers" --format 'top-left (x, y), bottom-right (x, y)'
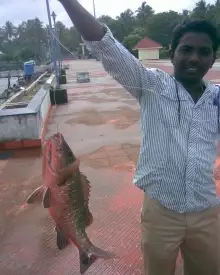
top-left (141, 193), bottom-right (220, 275)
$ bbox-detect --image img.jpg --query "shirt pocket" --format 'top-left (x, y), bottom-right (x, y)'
top-left (159, 95), bottom-right (181, 127)
top-left (198, 104), bottom-right (218, 138)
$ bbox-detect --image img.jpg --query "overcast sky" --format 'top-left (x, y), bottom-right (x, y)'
top-left (0, 0), bottom-right (217, 27)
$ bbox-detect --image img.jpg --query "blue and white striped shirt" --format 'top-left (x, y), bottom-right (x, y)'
top-left (84, 26), bottom-right (220, 213)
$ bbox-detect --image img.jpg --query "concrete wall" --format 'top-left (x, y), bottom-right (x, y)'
top-left (138, 48), bottom-right (160, 60)
top-left (37, 87), bottom-right (51, 136)
top-left (0, 113), bottom-right (39, 140)
top-left (0, 75), bottom-right (55, 141)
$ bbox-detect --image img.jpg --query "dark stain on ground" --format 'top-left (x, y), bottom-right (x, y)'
top-left (69, 95), bottom-right (137, 105)
top-left (81, 143), bottom-right (140, 169)
top-left (69, 95), bottom-right (118, 104)
top-left (65, 106), bottom-right (140, 129)
top-left (67, 85), bottom-right (126, 100)
top-left (101, 87), bottom-right (125, 95)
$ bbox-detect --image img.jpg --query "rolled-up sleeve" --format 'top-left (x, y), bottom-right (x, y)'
top-left (83, 26), bottom-right (158, 100)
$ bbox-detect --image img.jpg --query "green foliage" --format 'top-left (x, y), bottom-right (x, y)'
top-left (216, 48), bottom-right (220, 58)
top-left (136, 1), bottom-right (154, 28)
top-left (123, 34), bottom-right (142, 52)
top-left (1, 0), bottom-right (220, 63)
top-left (0, 18), bottom-right (81, 64)
top-left (159, 48), bottom-right (170, 59)
top-left (147, 11), bottom-right (183, 48)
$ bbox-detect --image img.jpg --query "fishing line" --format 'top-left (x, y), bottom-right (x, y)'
top-left (48, 27), bottom-right (220, 124)
top-left (47, 26), bottom-right (60, 133)
top-left (48, 27), bottom-right (79, 59)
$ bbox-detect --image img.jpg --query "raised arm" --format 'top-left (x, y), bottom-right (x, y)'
top-left (58, 0), bottom-right (158, 99)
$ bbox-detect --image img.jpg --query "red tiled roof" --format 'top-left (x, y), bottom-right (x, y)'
top-left (135, 37), bottom-right (162, 49)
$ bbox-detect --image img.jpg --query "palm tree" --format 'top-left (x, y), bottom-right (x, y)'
top-left (192, 0), bottom-right (207, 19)
top-left (116, 9), bottom-right (135, 36)
top-left (136, 1), bottom-right (154, 27)
top-left (4, 21), bottom-right (15, 40)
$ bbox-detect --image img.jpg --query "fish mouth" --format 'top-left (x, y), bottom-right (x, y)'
top-left (53, 133), bottom-right (63, 149)
top-left (45, 133), bottom-right (65, 173)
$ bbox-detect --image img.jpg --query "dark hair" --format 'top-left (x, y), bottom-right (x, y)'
top-left (170, 19), bottom-right (219, 53)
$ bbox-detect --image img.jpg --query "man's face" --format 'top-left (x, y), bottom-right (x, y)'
top-left (171, 32), bottom-right (215, 84)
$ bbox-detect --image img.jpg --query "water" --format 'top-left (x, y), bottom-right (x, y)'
top-left (0, 78), bottom-right (18, 104)
top-left (0, 78), bottom-right (18, 94)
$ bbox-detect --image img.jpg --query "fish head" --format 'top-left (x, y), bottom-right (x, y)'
top-left (44, 133), bottom-right (72, 186)
top-left (48, 132), bottom-right (70, 169)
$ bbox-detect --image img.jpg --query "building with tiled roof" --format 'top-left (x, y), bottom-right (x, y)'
top-left (134, 37), bottom-right (162, 60)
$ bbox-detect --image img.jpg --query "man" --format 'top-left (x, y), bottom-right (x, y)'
top-left (58, 1), bottom-right (220, 274)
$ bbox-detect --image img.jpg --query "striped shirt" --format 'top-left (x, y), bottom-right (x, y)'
top-left (84, 26), bottom-right (220, 213)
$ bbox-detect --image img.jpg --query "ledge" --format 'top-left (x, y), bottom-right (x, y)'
top-left (0, 75), bottom-right (56, 149)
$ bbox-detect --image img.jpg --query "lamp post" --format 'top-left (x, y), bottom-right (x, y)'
top-left (51, 11), bottom-right (61, 74)
top-left (46, 31), bottom-right (52, 62)
top-left (40, 40), bottom-right (46, 63)
top-left (45, 0), bottom-right (59, 88)
top-left (92, 0), bottom-right (96, 18)
top-left (51, 11), bottom-right (56, 29)
top-left (56, 25), bottom-right (62, 71)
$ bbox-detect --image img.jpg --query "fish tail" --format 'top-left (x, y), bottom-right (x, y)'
top-left (79, 246), bottom-right (117, 274)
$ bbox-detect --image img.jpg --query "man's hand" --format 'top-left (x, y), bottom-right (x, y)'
top-left (56, 0), bottom-right (105, 41)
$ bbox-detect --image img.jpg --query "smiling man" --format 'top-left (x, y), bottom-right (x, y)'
top-left (58, 0), bottom-right (220, 274)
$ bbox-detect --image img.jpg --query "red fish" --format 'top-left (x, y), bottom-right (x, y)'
top-left (26, 133), bottom-right (116, 274)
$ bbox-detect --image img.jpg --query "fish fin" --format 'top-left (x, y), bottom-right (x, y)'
top-left (42, 187), bottom-right (51, 208)
top-left (55, 226), bottom-right (69, 250)
top-left (88, 246), bottom-right (118, 260)
top-left (26, 185), bottom-right (45, 204)
top-left (79, 247), bottom-right (117, 274)
top-left (81, 173), bottom-right (93, 227)
top-left (80, 173), bottom-right (91, 207)
top-left (79, 250), bottom-right (97, 274)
